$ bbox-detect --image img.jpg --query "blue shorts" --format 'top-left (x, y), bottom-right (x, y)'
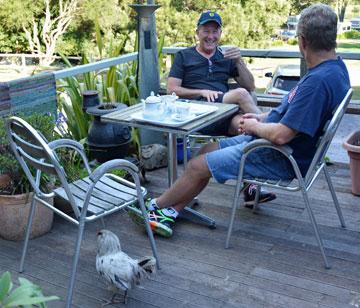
top-left (205, 135), bottom-right (295, 184)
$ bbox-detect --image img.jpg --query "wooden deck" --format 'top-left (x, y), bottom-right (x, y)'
top-left (1, 163), bottom-right (360, 308)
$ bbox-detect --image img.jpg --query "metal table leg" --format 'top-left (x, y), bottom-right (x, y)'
top-left (167, 133), bottom-right (216, 229)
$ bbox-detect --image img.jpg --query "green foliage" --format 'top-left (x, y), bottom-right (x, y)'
top-left (0, 0), bottom-right (291, 55)
top-left (271, 39), bottom-right (285, 47)
top-left (156, 0), bottom-right (290, 49)
top-left (0, 271), bottom-right (58, 308)
top-left (56, 55), bottom-right (91, 142)
top-left (287, 37), bottom-right (298, 45)
top-left (0, 113), bottom-right (57, 195)
top-left (337, 30), bottom-right (360, 39)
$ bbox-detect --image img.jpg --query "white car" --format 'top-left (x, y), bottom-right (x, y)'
top-left (264, 64), bottom-right (300, 96)
top-left (351, 17), bottom-right (360, 31)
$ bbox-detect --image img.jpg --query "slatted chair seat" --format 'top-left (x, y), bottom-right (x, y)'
top-left (6, 116), bottom-right (159, 308)
top-left (54, 174), bottom-right (145, 218)
top-left (225, 88), bottom-right (353, 269)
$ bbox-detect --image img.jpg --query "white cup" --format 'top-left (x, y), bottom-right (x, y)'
top-left (174, 103), bottom-right (190, 120)
top-left (161, 94), bottom-right (178, 114)
top-left (218, 45), bottom-right (233, 56)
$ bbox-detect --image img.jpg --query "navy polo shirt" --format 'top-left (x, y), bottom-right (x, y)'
top-left (169, 46), bottom-right (238, 96)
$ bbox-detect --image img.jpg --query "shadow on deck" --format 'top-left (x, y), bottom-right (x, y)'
top-left (0, 163), bottom-right (359, 307)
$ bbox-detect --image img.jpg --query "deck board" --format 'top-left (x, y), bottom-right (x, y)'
top-left (0, 163), bottom-right (359, 307)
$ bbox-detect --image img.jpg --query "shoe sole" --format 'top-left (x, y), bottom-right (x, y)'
top-left (127, 207), bottom-right (173, 238)
top-left (244, 194), bottom-right (276, 207)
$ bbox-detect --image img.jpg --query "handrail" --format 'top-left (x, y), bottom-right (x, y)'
top-left (49, 48), bottom-right (360, 81)
top-left (3, 48), bottom-right (359, 82)
top-left (162, 47), bottom-right (360, 60)
top-left (53, 52), bottom-right (138, 80)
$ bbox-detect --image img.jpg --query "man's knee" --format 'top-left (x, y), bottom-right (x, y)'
top-left (197, 142), bottom-right (219, 155)
top-left (232, 88), bottom-right (254, 104)
top-left (186, 155), bottom-right (211, 179)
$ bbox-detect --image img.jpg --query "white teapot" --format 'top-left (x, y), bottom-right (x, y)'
top-left (142, 92), bottom-right (163, 119)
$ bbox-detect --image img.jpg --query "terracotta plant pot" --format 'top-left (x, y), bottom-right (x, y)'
top-left (343, 131), bottom-right (360, 196)
top-left (0, 193), bottom-right (54, 241)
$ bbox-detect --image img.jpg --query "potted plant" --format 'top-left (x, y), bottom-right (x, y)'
top-left (343, 130), bottom-right (360, 196)
top-left (0, 114), bottom-right (57, 241)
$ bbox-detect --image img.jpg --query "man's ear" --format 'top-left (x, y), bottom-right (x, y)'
top-left (298, 35), bottom-right (307, 50)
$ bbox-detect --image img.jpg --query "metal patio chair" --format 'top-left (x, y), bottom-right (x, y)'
top-left (6, 116), bottom-right (159, 308)
top-left (225, 88), bottom-right (353, 269)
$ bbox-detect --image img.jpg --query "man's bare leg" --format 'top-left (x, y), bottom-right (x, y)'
top-left (156, 153), bottom-right (212, 213)
top-left (223, 88), bottom-right (260, 114)
top-left (222, 88), bottom-right (260, 135)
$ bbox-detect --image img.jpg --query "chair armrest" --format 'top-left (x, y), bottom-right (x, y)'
top-left (89, 159), bottom-right (139, 183)
top-left (48, 139), bottom-right (91, 174)
top-left (48, 139), bottom-right (85, 152)
top-left (243, 138), bottom-right (293, 158)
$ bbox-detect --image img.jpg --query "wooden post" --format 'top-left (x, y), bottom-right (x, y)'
top-left (130, 3), bottom-right (164, 145)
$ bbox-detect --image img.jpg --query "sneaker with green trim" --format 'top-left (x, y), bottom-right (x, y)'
top-left (127, 201), bottom-right (175, 238)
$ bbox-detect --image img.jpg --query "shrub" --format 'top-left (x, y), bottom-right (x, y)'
top-left (0, 114), bottom-right (57, 195)
top-left (287, 38), bottom-right (298, 45)
top-left (337, 30), bottom-right (360, 39)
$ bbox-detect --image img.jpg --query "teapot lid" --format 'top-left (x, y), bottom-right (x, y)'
top-left (146, 91), bottom-right (161, 103)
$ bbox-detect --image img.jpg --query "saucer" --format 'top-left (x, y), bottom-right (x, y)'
top-left (171, 114), bottom-right (192, 122)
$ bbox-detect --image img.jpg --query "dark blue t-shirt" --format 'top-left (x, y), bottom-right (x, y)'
top-left (169, 46), bottom-right (238, 99)
top-left (266, 57), bottom-right (350, 175)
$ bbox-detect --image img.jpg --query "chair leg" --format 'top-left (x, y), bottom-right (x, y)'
top-left (323, 166), bottom-right (346, 228)
top-left (300, 187), bottom-right (331, 269)
top-left (252, 184), bottom-right (261, 212)
top-left (19, 196), bottom-right (37, 273)
top-left (66, 222), bottom-right (86, 308)
top-left (100, 217), bottom-right (106, 229)
top-left (183, 136), bottom-right (188, 167)
top-left (138, 196), bottom-right (160, 270)
top-left (225, 180), bottom-right (243, 248)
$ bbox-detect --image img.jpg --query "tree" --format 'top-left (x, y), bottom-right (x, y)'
top-left (289, 0), bottom-right (333, 15)
top-left (23, 0), bottom-right (79, 66)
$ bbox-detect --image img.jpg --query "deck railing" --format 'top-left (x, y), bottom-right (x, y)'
top-left (1, 48), bottom-right (358, 114)
top-left (50, 48), bottom-right (360, 114)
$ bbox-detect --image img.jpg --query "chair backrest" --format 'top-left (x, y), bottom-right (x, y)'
top-left (304, 88), bottom-right (353, 185)
top-left (6, 116), bottom-right (81, 217)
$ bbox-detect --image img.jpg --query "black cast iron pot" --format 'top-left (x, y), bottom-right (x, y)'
top-left (86, 103), bottom-right (131, 163)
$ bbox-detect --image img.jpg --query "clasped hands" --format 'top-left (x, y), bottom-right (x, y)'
top-left (238, 113), bottom-right (263, 135)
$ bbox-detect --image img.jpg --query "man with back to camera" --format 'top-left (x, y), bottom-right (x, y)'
top-left (167, 10), bottom-right (276, 207)
top-left (127, 3), bottom-right (350, 238)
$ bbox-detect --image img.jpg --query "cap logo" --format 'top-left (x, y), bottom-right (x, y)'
top-left (209, 13), bottom-right (214, 17)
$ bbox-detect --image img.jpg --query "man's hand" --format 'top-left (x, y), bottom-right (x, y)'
top-left (222, 46), bottom-right (243, 64)
top-left (241, 113), bottom-right (262, 122)
top-left (200, 89), bottom-right (223, 102)
top-left (238, 117), bottom-right (259, 135)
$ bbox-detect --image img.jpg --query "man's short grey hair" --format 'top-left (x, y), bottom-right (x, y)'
top-left (297, 3), bottom-right (337, 51)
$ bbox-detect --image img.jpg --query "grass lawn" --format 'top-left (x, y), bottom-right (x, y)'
top-left (337, 40), bottom-right (360, 53)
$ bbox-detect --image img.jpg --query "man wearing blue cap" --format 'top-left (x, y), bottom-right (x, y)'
top-left (167, 10), bottom-right (261, 136)
top-left (167, 10), bottom-right (275, 209)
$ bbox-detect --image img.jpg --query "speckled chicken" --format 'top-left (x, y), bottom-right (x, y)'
top-left (96, 229), bottom-right (156, 305)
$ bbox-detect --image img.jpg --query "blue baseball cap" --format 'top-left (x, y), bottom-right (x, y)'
top-left (197, 11), bottom-right (222, 27)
